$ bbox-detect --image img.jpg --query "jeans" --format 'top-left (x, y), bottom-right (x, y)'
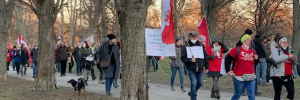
top-left (90, 62), bottom-right (96, 78)
top-left (12, 60), bottom-right (16, 70)
top-left (272, 77), bottom-right (294, 100)
top-left (188, 70), bottom-right (204, 100)
top-left (231, 78), bottom-right (256, 100)
top-left (105, 64), bottom-right (116, 95)
top-left (171, 66), bottom-right (184, 87)
top-left (212, 77), bottom-right (219, 90)
top-left (60, 60), bottom-right (67, 75)
top-left (152, 59), bottom-right (158, 71)
top-left (33, 61), bottom-right (37, 76)
top-left (76, 60), bottom-right (82, 75)
top-left (256, 58), bottom-right (267, 83)
top-left (20, 64), bottom-right (27, 76)
top-left (57, 61), bottom-right (61, 73)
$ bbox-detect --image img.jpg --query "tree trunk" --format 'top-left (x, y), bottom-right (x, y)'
top-left (293, 0), bottom-right (300, 56)
top-left (69, 0), bottom-right (74, 45)
top-left (114, 0), bottom-right (121, 41)
top-left (16, 2), bottom-right (27, 40)
top-left (0, 0), bottom-right (15, 81)
top-left (34, 0), bottom-right (57, 90)
top-left (101, 0), bottom-right (108, 43)
top-left (119, 0), bottom-right (151, 99)
top-left (174, 0), bottom-right (178, 39)
top-left (61, 4), bottom-right (65, 42)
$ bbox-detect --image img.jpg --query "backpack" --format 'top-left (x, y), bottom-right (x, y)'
top-left (266, 49), bottom-right (280, 68)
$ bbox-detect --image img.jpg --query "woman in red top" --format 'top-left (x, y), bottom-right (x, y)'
top-left (7, 48), bottom-right (12, 71)
top-left (207, 37), bottom-right (229, 99)
top-left (225, 34), bottom-right (258, 100)
top-left (270, 36), bottom-right (297, 100)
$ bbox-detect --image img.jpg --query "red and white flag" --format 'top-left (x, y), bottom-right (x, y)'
top-left (161, 0), bottom-right (175, 44)
top-left (58, 33), bottom-right (62, 40)
top-left (197, 16), bottom-right (210, 50)
top-left (18, 33), bottom-right (33, 65)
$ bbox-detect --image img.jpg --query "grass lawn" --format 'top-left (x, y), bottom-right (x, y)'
top-left (0, 76), bottom-right (116, 100)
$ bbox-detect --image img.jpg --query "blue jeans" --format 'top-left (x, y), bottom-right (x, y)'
top-left (256, 58), bottom-right (267, 83)
top-left (12, 60), bottom-right (15, 70)
top-left (76, 60), bottom-right (82, 75)
top-left (171, 66), bottom-right (184, 87)
top-left (105, 64), bottom-right (116, 95)
top-left (57, 61), bottom-right (61, 73)
top-left (33, 61), bottom-right (37, 76)
top-left (232, 78), bottom-right (256, 100)
top-left (188, 70), bottom-right (204, 100)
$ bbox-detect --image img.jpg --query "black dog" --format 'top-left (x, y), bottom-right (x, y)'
top-left (68, 78), bottom-right (85, 95)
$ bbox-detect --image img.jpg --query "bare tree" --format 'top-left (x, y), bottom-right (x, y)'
top-left (293, 0), bottom-right (300, 56)
top-left (18, 0), bottom-right (64, 90)
top-left (16, 2), bottom-right (27, 40)
top-left (119, 0), bottom-right (152, 99)
top-left (0, 0), bottom-right (16, 80)
top-left (199, 0), bottom-right (234, 40)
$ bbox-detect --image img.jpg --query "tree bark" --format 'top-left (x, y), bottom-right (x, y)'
top-left (119, 0), bottom-right (151, 99)
top-left (61, 3), bottom-right (65, 42)
top-left (69, 0), bottom-right (74, 45)
top-left (0, 0), bottom-right (15, 81)
top-left (16, 2), bottom-right (27, 40)
top-left (114, 0), bottom-right (121, 41)
top-left (293, 0), bottom-right (300, 56)
top-left (101, 0), bottom-right (108, 44)
top-left (174, 0), bottom-right (178, 39)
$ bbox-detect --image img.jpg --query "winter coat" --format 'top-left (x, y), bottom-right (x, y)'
top-left (169, 46), bottom-right (184, 67)
top-left (19, 49), bottom-right (29, 65)
top-left (56, 46), bottom-right (69, 61)
top-left (270, 46), bottom-right (298, 78)
top-left (7, 51), bottom-right (12, 62)
top-left (97, 41), bottom-right (120, 80)
top-left (207, 37), bottom-right (229, 77)
top-left (265, 42), bottom-right (271, 56)
top-left (253, 38), bottom-right (269, 58)
top-left (13, 50), bottom-right (21, 62)
top-left (79, 47), bottom-right (93, 59)
top-left (181, 40), bottom-right (209, 72)
top-left (72, 47), bottom-right (81, 61)
top-left (30, 48), bottom-right (38, 62)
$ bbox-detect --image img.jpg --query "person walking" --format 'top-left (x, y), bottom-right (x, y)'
top-left (225, 34), bottom-right (258, 100)
top-left (13, 45), bottom-right (21, 75)
top-left (270, 36), bottom-right (297, 100)
top-left (56, 42), bottom-right (69, 77)
top-left (7, 48), bottom-right (12, 71)
top-left (12, 46), bottom-right (16, 71)
top-left (97, 34), bottom-right (120, 96)
top-left (207, 37), bottom-right (229, 99)
top-left (89, 43), bottom-right (97, 80)
top-left (181, 32), bottom-right (209, 100)
top-left (253, 35), bottom-right (269, 86)
top-left (20, 44), bottom-right (29, 77)
top-left (169, 38), bottom-right (186, 92)
top-left (79, 41), bottom-right (93, 85)
top-left (67, 46), bottom-right (74, 73)
top-left (152, 56), bottom-right (160, 72)
top-left (73, 43), bottom-right (82, 76)
top-left (95, 43), bottom-right (105, 84)
top-left (30, 45), bottom-right (38, 78)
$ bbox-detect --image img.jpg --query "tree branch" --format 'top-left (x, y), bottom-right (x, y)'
top-left (17, 0), bottom-right (38, 17)
top-left (216, 0), bottom-right (234, 10)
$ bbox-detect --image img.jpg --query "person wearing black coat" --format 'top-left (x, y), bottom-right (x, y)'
top-left (31, 45), bottom-right (38, 78)
top-left (72, 43), bottom-right (82, 76)
top-left (19, 44), bottom-right (29, 77)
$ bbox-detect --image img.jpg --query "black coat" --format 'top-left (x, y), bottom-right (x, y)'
top-left (20, 49), bottom-right (29, 65)
top-left (72, 47), bottom-right (81, 61)
top-left (181, 40), bottom-right (209, 72)
top-left (253, 38), bottom-right (269, 58)
top-left (30, 48), bottom-right (38, 62)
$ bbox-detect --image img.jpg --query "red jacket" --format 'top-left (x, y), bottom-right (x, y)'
top-left (7, 52), bottom-right (12, 62)
top-left (207, 46), bottom-right (224, 72)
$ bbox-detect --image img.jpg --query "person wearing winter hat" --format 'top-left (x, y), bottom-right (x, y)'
top-left (206, 37), bottom-right (229, 99)
top-left (96, 34), bottom-right (120, 96)
top-left (225, 34), bottom-right (258, 100)
top-left (235, 29), bottom-right (255, 47)
top-left (253, 35), bottom-right (269, 86)
top-left (270, 33), bottom-right (284, 50)
top-left (31, 45), bottom-right (38, 78)
top-left (270, 36), bottom-right (297, 100)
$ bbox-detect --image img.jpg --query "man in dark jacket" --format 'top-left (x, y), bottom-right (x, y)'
top-left (97, 34), bottom-right (120, 96)
top-left (31, 45), bottom-right (38, 78)
top-left (253, 35), bottom-right (269, 86)
top-left (20, 44), bottom-right (29, 77)
top-left (181, 32), bottom-right (209, 100)
top-left (72, 43), bottom-right (82, 76)
top-left (57, 42), bottom-right (69, 77)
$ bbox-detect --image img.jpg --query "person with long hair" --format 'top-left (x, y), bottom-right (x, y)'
top-left (225, 34), bottom-right (258, 100)
top-left (270, 36), bottom-right (297, 100)
top-left (19, 44), bottom-right (29, 77)
top-left (79, 41), bottom-right (93, 85)
top-left (67, 46), bottom-right (74, 73)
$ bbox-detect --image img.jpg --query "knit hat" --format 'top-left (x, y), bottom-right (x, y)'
top-left (188, 32), bottom-right (198, 37)
top-left (176, 38), bottom-right (181, 42)
top-left (241, 34), bottom-right (251, 43)
top-left (274, 33), bottom-right (283, 41)
top-left (278, 37), bottom-right (287, 44)
top-left (107, 34), bottom-right (116, 40)
top-left (245, 29), bottom-right (253, 35)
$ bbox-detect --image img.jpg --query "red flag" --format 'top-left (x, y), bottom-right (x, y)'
top-left (18, 33), bottom-right (21, 44)
top-left (58, 33), bottom-right (62, 40)
top-left (21, 37), bottom-right (33, 66)
top-left (197, 16), bottom-right (210, 50)
top-left (161, 0), bottom-right (175, 45)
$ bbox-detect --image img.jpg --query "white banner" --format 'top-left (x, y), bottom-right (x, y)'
top-left (145, 28), bottom-right (175, 56)
top-left (83, 35), bottom-right (94, 44)
top-left (186, 46), bottom-right (204, 58)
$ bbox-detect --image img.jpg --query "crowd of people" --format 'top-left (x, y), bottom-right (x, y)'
top-left (6, 29), bottom-right (300, 99)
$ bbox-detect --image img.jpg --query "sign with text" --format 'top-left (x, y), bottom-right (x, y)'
top-left (83, 35), bottom-right (94, 44)
top-left (186, 46), bottom-right (204, 58)
top-left (145, 28), bottom-right (175, 56)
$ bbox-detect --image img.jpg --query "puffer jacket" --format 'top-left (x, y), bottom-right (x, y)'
top-left (169, 46), bottom-right (184, 67)
top-left (270, 47), bottom-right (298, 78)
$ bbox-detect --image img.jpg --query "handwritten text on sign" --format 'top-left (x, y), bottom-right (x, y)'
top-left (186, 46), bottom-right (204, 59)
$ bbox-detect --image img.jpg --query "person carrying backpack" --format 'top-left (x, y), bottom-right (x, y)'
top-left (225, 34), bottom-right (258, 100)
top-left (253, 35), bottom-right (269, 86)
top-left (270, 36), bottom-right (297, 100)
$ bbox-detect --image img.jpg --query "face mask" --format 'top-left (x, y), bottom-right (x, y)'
top-left (35, 47), bottom-right (38, 49)
top-left (280, 44), bottom-right (288, 50)
top-left (78, 46), bottom-right (82, 48)
top-left (17, 48), bottom-right (20, 50)
top-left (191, 40), bottom-right (197, 44)
top-left (243, 44), bottom-right (250, 49)
top-left (83, 45), bottom-right (86, 48)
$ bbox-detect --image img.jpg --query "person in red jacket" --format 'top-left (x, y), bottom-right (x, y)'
top-left (7, 49), bottom-right (12, 71)
top-left (206, 37), bottom-right (229, 99)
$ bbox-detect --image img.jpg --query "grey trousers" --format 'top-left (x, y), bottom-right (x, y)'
top-left (212, 77), bottom-right (219, 90)
top-left (20, 64), bottom-right (27, 76)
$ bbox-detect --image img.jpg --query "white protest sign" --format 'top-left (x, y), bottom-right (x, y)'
top-left (145, 28), bottom-right (175, 56)
top-left (186, 46), bottom-right (204, 58)
top-left (220, 59), bottom-right (228, 75)
top-left (83, 35), bottom-right (94, 44)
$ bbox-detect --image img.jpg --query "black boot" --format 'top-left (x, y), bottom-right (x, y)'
top-left (211, 89), bottom-right (216, 98)
top-left (215, 89), bottom-right (220, 99)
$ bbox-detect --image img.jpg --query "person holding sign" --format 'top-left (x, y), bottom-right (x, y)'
top-left (225, 34), bottom-right (258, 100)
top-left (206, 37), bottom-right (229, 99)
top-left (181, 32), bottom-right (209, 100)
